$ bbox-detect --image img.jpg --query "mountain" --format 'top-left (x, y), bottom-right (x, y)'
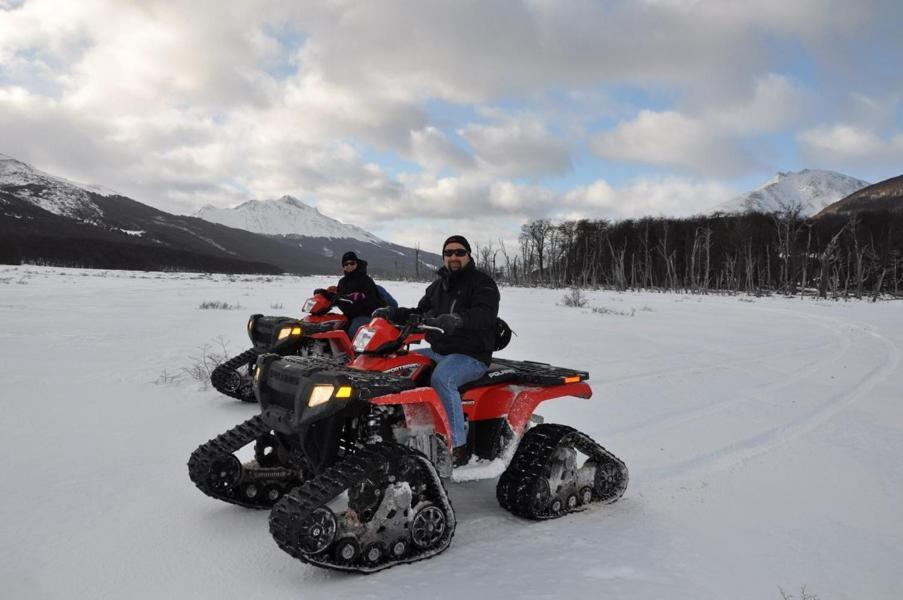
top-left (0, 152), bottom-right (114, 221)
top-left (196, 196), bottom-right (381, 243)
top-left (815, 174), bottom-right (903, 218)
top-left (716, 169), bottom-right (870, 216)
top-left (0, 154), bottom-right (436, 276)
top-left (194, 196), bottom-right (441, 274)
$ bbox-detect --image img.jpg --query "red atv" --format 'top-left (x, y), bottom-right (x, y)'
top-left (210, 290), bottom-right (357, 402)
top-left (189, 315), bottom-right (627, 573)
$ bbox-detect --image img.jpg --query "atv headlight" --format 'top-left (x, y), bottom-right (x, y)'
top-left (277, 325), bottom-right (303, 340)
top-left (308, 384), bottom-right (335, 407)
top-left (247, 317), bottom-right (255, 333)
top-left (352, 327), bottom-right (376, 353)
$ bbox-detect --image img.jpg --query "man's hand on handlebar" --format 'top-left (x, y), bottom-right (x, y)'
top-left (423, 313), bottom-right (463, 334)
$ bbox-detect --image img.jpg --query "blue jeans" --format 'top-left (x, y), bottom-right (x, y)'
top-left (415, 348), bottom-right (488, 447)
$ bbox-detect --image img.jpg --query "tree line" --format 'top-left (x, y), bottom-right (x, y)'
top-left (471, 210), bottom-right (903, 299)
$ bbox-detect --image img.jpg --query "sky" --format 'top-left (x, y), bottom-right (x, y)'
top-left (1, 0), bottom-right (902, 251)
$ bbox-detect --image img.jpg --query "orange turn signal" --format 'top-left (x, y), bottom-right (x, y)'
top-left (563, 376), bottom-right (581, 384)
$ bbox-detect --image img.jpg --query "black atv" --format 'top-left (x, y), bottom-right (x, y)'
top-left (210, 292), bottom-right (354, 402)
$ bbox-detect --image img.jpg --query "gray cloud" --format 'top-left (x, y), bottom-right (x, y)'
top-left (462, 117), bottom-right (571, 178)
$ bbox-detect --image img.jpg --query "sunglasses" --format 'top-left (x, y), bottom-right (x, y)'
top-left (443, 249), bottom-right (468, 257)
top-left (342, 261), bottom-right (357, 266)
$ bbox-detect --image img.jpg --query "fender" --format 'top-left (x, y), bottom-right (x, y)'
top-left (370, 387), bottom-right (451, 446)
top-left (506, 382), bottom-right (592, 436)
top-left (309, 330), bottom-right (355, 358)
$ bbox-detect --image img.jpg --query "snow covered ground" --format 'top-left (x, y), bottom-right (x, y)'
top-left (1, 265), bottom-right (901, 600)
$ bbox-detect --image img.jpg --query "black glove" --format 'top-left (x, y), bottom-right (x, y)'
top-left (424, 313), bottom-right (463, 334)
top-left (314, 288), bottom-right (335, 300)
top-left (371, 306), bottom-right (395, 320)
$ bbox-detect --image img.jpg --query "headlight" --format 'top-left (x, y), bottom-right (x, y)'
top-left (302, 298), bottom-right (316, 313)
top-left (247, 317), bottom-right (255, 332)
top-left (277, 325), bottom-right (303, 340)
top-left (352, 327), bottom-right (376, 353)
top-left (308, 384), bottom-right (334, 407)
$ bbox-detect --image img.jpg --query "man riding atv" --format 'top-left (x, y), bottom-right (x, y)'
top-left (373, 235), bottom-right (499, 467)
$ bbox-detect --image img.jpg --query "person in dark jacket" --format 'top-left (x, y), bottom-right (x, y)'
top-left (316, 251), bottom-right (386, 337)
top-left (374, 235), bottom-right (500, 466)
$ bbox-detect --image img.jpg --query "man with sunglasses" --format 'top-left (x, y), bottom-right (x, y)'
top-left (315, 251), bottom-right (387, 336)
top-left (374, 235), bottom-right (500, 467)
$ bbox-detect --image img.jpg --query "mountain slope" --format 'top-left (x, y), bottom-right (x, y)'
top-left (815, 174), bottom-right (903, 217)
top-left (0, 153), bottom-right (112, 221)
top-left (716, 169), bottom-right (870, 216)
top-left (196, 196), bottom-right (382, 243)
top-left (0, 190), bottom-right (282, 273)
top-left (0, 154), bottom-right (435, 276)
top-left (194, 196), bottom-right (441, 274)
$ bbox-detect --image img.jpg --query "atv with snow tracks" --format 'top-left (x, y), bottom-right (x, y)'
top-left (210, 292), bottom-right (356, 402)
top-left (189, 316), bottom-right (627, 573)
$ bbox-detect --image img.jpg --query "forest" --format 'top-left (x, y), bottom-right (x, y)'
top-left (473, 210), bottom-right (903, 299)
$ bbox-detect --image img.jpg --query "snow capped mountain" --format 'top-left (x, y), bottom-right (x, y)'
top-left (195, 196), bottom-right (383, 243)
top-left (716, 169), bottom-right (870, 216)
top-left (0, 153), bottom-right (121, 221)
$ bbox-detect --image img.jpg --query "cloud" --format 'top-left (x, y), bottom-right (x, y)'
top-left (590, 74), bottom-right (810, 177)
top-left (562, 177), bottom-right (733, 220)
top-left (798, 124), bottom-right (903, 171)
top-left (461, 117), bottom-right (571, 178)
top-left (410, 127), bottom-right (473, 173)
top-left (1, 0), bottom-right (901, 247)
top-left (591, 110), bottom-right (754, 177)
top-left (711, 74), bottom-right (809, 133)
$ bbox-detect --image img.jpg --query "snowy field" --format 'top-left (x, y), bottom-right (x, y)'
top-left (1, 265), bottom-right (902, 600)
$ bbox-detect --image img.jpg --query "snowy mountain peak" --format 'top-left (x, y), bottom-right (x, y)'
top-left (0, 153), bottom-right (118, 219)
top-left (195, 196), bottom-right (383, 243)
top-left (718, 169), bottom-right (870, 216)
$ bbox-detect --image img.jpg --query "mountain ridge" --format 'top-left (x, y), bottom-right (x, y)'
top-left (0, 154), bottom-right (437, 276)
top-left (716, 169), bottom-right (870, 216)
top-left (195, 195), bottom-right (382, 243)
top-left (816, 174), bottom-right (903, 217)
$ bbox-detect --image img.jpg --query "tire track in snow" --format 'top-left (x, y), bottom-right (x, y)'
top-left (601, 308), bottom-right (853, 438)
top-left (635, 308), bottom-right (899, 487)
top-left (597, 335), bottom-right (840, 388)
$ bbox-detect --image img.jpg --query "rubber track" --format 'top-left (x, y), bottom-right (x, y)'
top-left (188, 415), bottom-right (301, 509)
top-left (211, 348), bottom-right (261, 402)
top-left (497, 423), bottom-right (628, 520)
top-left (270, 442), bottom-right (455, 574)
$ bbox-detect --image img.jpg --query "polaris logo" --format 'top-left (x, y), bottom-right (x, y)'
top-left (488, 368), bottom-right (517, 378)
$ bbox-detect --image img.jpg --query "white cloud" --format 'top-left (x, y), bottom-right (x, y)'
top-left (590, 74), bottom-right (811, 177)
top-left (798, 124), bottom-right (903, 170)
top-left (591, 110), bottom-right (753, 177)
top-left (461, 117), bottom-right (571, 178)
top-left (562, 177), bottom-right (733, 220)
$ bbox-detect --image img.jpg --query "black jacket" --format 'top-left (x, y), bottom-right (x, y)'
top-left (335, 260), bottom-right (386, 319)
top-left (412, 262), bottom-right (500, 365)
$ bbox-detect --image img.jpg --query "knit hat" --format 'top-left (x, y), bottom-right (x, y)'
top-left (442, 235), bottom-right (471, 253)
top-left (341, 251), bottom-right (359, 264)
